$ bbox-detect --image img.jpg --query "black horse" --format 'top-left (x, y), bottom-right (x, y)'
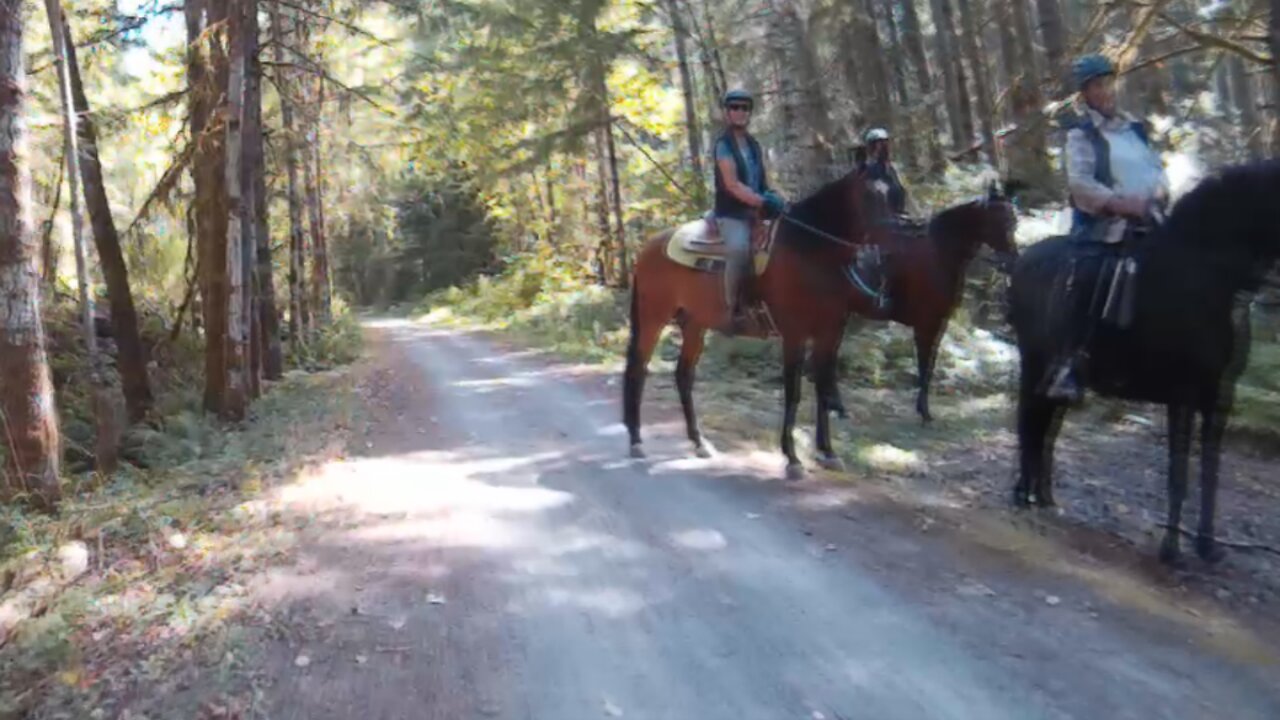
top-left (1009, 159), bottom-right (1280, 565)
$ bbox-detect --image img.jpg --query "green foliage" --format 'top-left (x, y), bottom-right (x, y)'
top-left (285, 310), bottom-right (365, 372)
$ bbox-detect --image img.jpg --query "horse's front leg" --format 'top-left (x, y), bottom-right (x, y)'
top-left (811, 335), bottom-right (845, 472)
top-left (1196, 403), bottom-right (1228, 563)
top-left (781, 339), bottom-right (806, 480)
top-left (914, 322), bottom-right (944, 424)
top-left (1159, 404), bottom-right (1195, 565)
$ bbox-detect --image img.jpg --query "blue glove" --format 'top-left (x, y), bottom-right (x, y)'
top-left (762, 191), bottom-right (786, 218)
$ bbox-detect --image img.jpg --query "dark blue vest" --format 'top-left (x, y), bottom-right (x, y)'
top-left (713, 132), bottom-right (767, 220)
top-left (1070, 118), bottom-right (1150, 238)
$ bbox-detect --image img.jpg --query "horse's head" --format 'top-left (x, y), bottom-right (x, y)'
top-left (929, 181), bottom-right (1018, 271)
top-left (980, 181), bottom-right (1020, 271)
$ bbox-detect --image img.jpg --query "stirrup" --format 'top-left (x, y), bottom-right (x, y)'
top-left (1044, 364), bottom-right (1084, 403)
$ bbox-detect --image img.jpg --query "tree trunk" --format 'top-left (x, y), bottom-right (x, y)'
top-left (45, 0), bottom-right (120, 474)
top-left (666, 0), bottom-right (704, 198)
top-left (998, 0), bottom-right (1054, 202)
top-left (604, 116), bottom-right (628, 288)
top-left (240, 0), bottom-right (270, 395)
top-left (955, 0), bottom-right (997, 161)
top-left (223, 0), bottom-right (249, 421)
top-left (898, 0), bottom-right (946, 170)
top-left (848, 0), bottom-right (893, 132)
top-left (61, 16), bottom-right (152, 423)
top-left (302, 76), bottom-right (327, 328)
top-left (40, 141), bottom-right (63, 285)
top-left (929, 0), bottom-right (975, 150)
top-left (882, 0), bottom-right (918, 170)
top-left (1035, 0), bottom-right (1069, 95)
top-left (271, 4), bottom-right (308, 344)
top-left (311, 78), bottom-right (331, 325)
top-left (252, 100), bottom-right (281, 378)
top-left (1227, 54), bottom-right (1264, 159)
top-left (1270, 0), bottom-right (1280, 153)
top-left (2, 0), bottom-right (62, 507)
top-left (545, 163), bottom-right (556, 227)
top-left (188, 0), bottom-right (230, 416)
top-left (591, 127), bottom-right (613, 286)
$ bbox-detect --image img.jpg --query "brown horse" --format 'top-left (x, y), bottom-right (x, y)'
top-left (844, 185), bottom-right (1020, 422)
top-left (623, 169), bottom-right (887, 479)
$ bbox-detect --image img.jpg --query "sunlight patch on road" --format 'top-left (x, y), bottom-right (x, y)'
top-left (670, 528), bottom-right (728, 552)
top-left (859, 444), bottom-right (924, 473)
top-left (540, 586), bottom-right (648, 618)
top-left (454, 376), bottom-right (542, 391)
top-left (278, 450), bottom-right (571, 517)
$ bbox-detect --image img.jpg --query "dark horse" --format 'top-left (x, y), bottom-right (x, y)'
top-left (845, 185), bottom-right (1019, 422)
top-left (624, 168), bottom-right (886, 479)
top-left (1009, 159), bottom-right (1280, 565)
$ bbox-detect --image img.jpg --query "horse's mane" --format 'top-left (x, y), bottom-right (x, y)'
top-left (1154, 159), bottom-right (1280, 289)
top-left (1161, 159), bottom-right (1280, 253)
top-left (928, 198), bottom-right (981, 241)
top-left (780, 169), bottom-right (867, 253)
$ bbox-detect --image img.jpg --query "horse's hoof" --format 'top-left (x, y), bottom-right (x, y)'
top-left (629, 444), bottom-right (646, 459)
top-left (785, 463), bottom-right (806, 482)
top-left (695, 442), bottom-right (717, 459)
top-left (1196, 536), bottom-right (1226, 564)
top-left (1012, 489), bottom-right (1032, 508)
top-left (815, 453), bottom-right (845, 472)
top-left (1159, 537), bottom-right (1184, 567)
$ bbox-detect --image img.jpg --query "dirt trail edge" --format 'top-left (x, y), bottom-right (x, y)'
top-left (251, 318), bottom-right (1280, 720)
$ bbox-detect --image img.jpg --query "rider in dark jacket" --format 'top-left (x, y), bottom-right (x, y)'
top-left (862, 127), bottom-right (909, 217)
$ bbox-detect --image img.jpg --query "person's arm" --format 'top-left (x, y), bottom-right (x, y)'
top-left (715, 140), bottom-right (765, 208)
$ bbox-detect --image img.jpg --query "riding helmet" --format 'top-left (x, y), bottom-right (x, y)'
top-left (864, 127), bottom-right (890, 143)
top-left (722, 89), bottom-right (754, 110)
top-left (1073, 54), bottom-right (1115, 90)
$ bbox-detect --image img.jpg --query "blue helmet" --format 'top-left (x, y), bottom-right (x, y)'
top-left (1073, 54), bottom-right (1115, 90)
top-left (722, 89), bottom-right (754, 109)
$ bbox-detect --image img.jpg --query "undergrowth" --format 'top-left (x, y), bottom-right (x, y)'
top-left (0, 303), bottom-right (365, 719)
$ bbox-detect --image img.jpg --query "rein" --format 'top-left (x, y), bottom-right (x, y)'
top-left (777, 213), bottom-right (886, 303)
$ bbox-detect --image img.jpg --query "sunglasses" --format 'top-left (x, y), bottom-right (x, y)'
top-left (727, 104), bottom-right (752, 112)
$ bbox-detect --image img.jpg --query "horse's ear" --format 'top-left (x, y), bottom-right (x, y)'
top-left (854, 144), bottom-right (868, 170)
top-left (986, 180), bottom-right (1001, 201)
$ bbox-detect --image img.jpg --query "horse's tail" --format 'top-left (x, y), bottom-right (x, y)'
top-left (626, 270), bottom-right (641, 365)
top-left (622, 266), bottom-right (642, 431)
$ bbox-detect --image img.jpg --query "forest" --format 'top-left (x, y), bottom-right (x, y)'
top-left (2, 0), bottom-right (1280, 715)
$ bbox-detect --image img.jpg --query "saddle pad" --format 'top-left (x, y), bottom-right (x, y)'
top-left (665, 219), bottom-right (777, 276)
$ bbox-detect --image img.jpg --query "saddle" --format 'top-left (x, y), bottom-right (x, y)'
top-left (665, 212), bottom-right (777, 276)
top-left (664, 213), bottom-right (779, 336)
top-left (1063, 227), bottom-right (1148, 330)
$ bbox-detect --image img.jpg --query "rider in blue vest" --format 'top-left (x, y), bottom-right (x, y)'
top-left (713, 89), bottom-right (786, 334)
top-left (1045, 54), bottom-right (1170, 402)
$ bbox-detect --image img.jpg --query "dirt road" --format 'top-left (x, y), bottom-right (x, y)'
top-left (253, 319), bottom-right (1280, 719)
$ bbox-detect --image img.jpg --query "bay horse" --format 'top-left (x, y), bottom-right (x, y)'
top-left (832, 184), bottom-right (1019, 422)
top-left (1008, 159), bottom-right (1280, 565)
top-left (623, 168), bottom-right (887, 479)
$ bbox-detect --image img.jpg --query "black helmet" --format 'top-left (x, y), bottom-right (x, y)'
top-left (722, 89), bottom-right (754, 109)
